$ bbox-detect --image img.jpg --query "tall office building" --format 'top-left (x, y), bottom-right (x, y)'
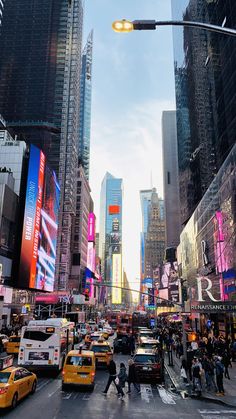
top-left (162, 111), bottom-right (181, 247)
top-left (99, 173), bottom-right (123, 305)
top-left (78, 31), bottom-right (93, 180)
top-left (171, 0), bottom-right (236, 224)
top-left (139, 189), bottom-right (152, 286)
top-left (0, 1), bottom-right (84, 290)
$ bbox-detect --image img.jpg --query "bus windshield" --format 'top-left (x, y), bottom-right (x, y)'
top-left (23, 331), bottom-right (54, 341)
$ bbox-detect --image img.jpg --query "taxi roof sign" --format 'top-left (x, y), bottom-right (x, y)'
top-left (0, 355), bottom-right (14, 370)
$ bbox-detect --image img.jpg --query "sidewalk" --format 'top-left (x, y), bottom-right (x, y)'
top-left (164, 351), bottom-right (236, 407)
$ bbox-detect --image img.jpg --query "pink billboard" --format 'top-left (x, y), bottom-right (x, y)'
top-left (87, 213), bottom-right (96, 242)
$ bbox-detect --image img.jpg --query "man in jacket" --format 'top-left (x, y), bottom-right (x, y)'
top-left (102, 359), bottom-right (124, 398)
top-left (127, 359), bottom-right (141, 394)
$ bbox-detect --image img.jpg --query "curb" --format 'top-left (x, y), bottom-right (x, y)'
top-left (164, 362), bottom-right (181, 391)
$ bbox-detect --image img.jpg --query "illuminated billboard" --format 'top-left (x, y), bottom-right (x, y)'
top-left (109, 205), bottom-right (120, 215)
top-left (87, 242), bottom-right (95, 273)
top-left (87, 213), bottom-right (96, 242)
top-left (19, 145), bottom-right (60, 291)
top-left (112, 254), bottom-right (122, 304)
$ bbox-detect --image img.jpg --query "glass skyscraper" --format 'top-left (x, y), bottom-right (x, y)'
top-left (78, 30), bottom-right (93, 181)
top-left (99, 173), bottom-right (123, 305)
top-left (172, 0), bottom-right (236, 224)
top-left (0, 0), bottom-right (84, 291)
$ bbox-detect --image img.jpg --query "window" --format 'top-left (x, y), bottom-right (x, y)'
top-left (91, 346), bottom-right (111, 353)
top-left (66, 356), bottom-right (92, 366)
top-left (133, 354), bottom-right (158, 364)
top-left (0, 372), bottom-right (11, 383)
top-left (14, 371), bottom-right (22, 381)
top-left (23, 331), bottom-right (54, 341)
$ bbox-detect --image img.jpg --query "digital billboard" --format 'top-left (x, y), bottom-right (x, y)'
top-left (112, 254), bottom-right (122, 304)
top-left (19, 145), bottom-right (60, 291)
top-left (109, 205), bottom-right (120, 215)
top-left (87, 242), bottom-right (95, 273)
top-left (110, 232), bottom-right (121, 244)
top-left (87, 213), bottom-right (96, 242)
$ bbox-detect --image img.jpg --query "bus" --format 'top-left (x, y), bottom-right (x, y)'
top-left (106, 310), bottom-right (132, 331)
top-left (132, 311), bottom-right (149, 335)
top-left (18, 318), bottom-right (74, 373)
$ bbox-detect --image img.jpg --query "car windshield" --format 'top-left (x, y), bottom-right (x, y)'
top-left (134, 354), bottom-right (159, 364)
top-left (9, 337), bottom-right (21, 343)
top-left (66, 356), bottom-right (92, 366)
top-left (91, 346), bottom-right (111, 353)
top-left (0, 372), bottom-right (11, 383)
top-left (140, 332), bottom-right (154, 337)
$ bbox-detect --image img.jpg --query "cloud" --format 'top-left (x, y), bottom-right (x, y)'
top-left (90, 97), bottom-right (175, 287)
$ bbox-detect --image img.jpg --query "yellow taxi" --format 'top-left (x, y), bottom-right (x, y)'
top-left (6, 336), bottom-right (21, 355)
top-left (100, 330), bottom-right (109, 340)
top-left (62, 348), bottom-right (95, 391)
top-left (0, 366), bottom-right (37, 409)
top-left (89, 339), bottom-right (113, 367)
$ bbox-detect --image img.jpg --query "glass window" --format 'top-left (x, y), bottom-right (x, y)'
top-left (0, 372), bottom-right (11, 383)
top-left (133, 355), bottom-right (158, 364)
top-left (66, 356), bottom-right (92, 366)
top-left (91, 346), bottom-right (111, 353)
top-left (23, 331), bottom-right (53, 341)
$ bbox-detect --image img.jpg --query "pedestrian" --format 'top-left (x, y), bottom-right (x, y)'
top-left (102, 359), bottom-right (124, 399)
top-left (192, 358), bottom-right (202, 396)
top-left (222, 350), bottom-right (231, 379)
top-left (127, 359), bottom-right (141, 394)
top-left (118, 362), bottom-right (128, 390)
top-left (202, 355), bottom-right (217, 392)
top-left (129, 334), bottom-right (135, 356)
top-left (180, 359), bottom-right (188, 384)
top-left (215, 356), bottom-right (225, 395)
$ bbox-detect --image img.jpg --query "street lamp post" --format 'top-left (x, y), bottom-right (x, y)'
top-left (112, 19), bottom-right (236, 37)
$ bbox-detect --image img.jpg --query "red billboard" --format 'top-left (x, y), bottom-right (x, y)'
top-left (109, 205), bottom-right (120, 214)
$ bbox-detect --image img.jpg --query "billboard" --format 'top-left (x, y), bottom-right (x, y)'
top-left (110, 232), bottom-right (121, 244)
top-left (19, 145), bottom-right (60, 291)
top-left (109, 205), bottom-right (120, 215)
top-left (87, 242), bottom-right (95, 273)
top-left (87, 213), bottom-right (96, 242)
top-left (111, 244), bottom-right (120, 254)
top-left (112, 218), bottom-right (119, 232)
top-left (112, 254), bottom-right (122, 304)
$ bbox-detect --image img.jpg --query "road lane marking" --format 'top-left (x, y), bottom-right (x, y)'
top-left (199, 411), bottom-right (236, 414)
top-left (48, 382), bottom-right (62, 397)
top-left (36, 379), bottom-right (52, 392)
top-left (61, 392), bottom-right (72, 399)
top-left (157, 385), bottom-right (176, 404)
top-left (140, 384), bottom-right (153, 403)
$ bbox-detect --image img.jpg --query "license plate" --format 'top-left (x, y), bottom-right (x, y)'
top-left (79, 374), bottom-right (87, 378)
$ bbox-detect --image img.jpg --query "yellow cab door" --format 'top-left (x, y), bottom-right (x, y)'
top-left (13, 370), bottom-right (28, 399)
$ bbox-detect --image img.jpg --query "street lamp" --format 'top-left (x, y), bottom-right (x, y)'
top-left (112, 19), bottom-right (236, 37)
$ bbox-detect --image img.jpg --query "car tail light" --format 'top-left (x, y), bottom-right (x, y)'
top-left (0, 387), bottom-right (8, 394)
top-left (91, 372), bottom-right (95, 377)
top-left (62, 370), bottom-right (65, 376)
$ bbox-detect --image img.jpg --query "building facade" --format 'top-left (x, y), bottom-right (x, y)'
top-left (78, 30), bottom-right (93, 180)
top-left (162, 111), bottom-right (181, 247)
top-left (99, 173), bottom-right (123, 305)
top-left (178, 143), bottom-right (236, 337)
top-left (171, 0), bottom-right (236, 224)
top-left (0, 0), bottom-right (84, 291)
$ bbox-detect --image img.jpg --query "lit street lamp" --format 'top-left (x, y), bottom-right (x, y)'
top-left (112, 19), bottom-right (236, 37)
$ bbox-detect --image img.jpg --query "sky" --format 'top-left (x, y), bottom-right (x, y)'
top-left (83, 0), bottom-right (176, 295)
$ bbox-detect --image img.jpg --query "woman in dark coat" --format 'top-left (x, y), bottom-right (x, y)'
top-left (118, 362), bottom-right (128, 389)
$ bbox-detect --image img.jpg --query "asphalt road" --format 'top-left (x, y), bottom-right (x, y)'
top-left (2, 353), bottom-right (236, 419)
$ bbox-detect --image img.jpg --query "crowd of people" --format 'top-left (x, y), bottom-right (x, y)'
top-left (155, 319), bottom-right (236, 397)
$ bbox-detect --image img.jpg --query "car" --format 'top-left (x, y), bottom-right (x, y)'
top-left (103, 326), bottom-right (114, 336)
top-left (0, 366), bottom-right (37, 409)
top-left (138, 337), bottom-right (160, 351)
top-left (138, 330), bottom-right (155, 343)
top-left (6, 336), bottom-right (21, 355)
top-left (62, 348), bottom-right (96, 391)
top-left (113, 334), bottom-right (131, 355)
top-left (89, 340), bottom-right (113, 367)
top-left (133, 348), bottom-right (164, 384)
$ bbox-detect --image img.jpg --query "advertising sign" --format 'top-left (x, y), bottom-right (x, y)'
top-left (87, 213), bottom-right (96, 242)
top-left (111, 244), bottom-right (120, 254)
top-left (112, 218), bottom-right (119, 232)
top-left (112, 254), bottom-right (122, 304)
top-left (110, 232), bottom-right (121, 244)
top-left (87, 242), bottom-right (95, 273)
top-left (109, 205), bottom-right (120, 215)
top-left (19, 145), bottom-right (60, 291)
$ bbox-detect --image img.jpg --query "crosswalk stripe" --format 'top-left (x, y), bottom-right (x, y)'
top-left (157, 385), bottom-right (176, 404)
top-left (140, 384), bottom-right (153, 403)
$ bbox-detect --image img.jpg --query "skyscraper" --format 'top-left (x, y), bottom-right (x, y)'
top-left (171, 0), bottom-right (236, 224)
top-left (78, 30), bottom-right (93, 180)
top-left (99, 173), bottom-right (123, 305)
top-left (162, 111), bottom-right (181, 247)
top-left (0, 0), bottom-right (84, 291)
top-left (139, 189), bottom-right (152, 285)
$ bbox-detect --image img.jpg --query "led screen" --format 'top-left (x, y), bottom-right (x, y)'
top-left (112, 254), bottom-right (122, 304)
top-left (19, 145), bottom-right (60, 291)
